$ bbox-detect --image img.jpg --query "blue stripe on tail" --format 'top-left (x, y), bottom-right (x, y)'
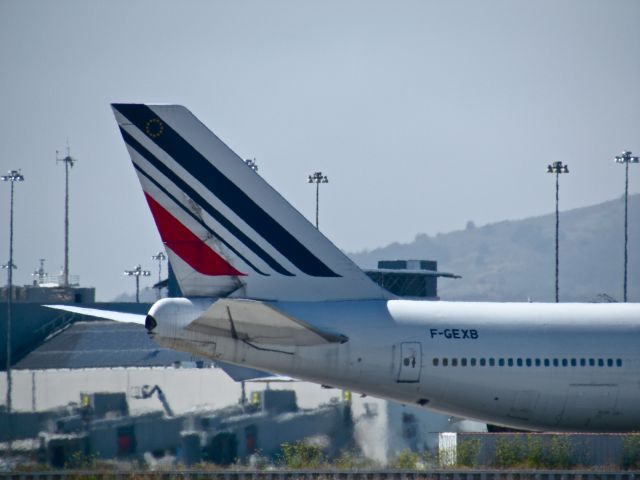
top-left (113, 104), bottom-right (340, 278)
top-left (121, 128), bottom-right (286, 277)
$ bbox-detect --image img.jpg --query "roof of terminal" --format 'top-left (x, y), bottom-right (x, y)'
top-left (14, 321), bottom-right (200, 370)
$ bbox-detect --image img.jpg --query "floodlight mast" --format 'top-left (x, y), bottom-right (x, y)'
top-left (244, 158), bottom-right (258, 172)
top-left (124, 264), bottom-right (151, 303)
top-left (1, 168), bottom-right (25, 458)
top-left (56, 147), bottom-right (76, 287)
top-left (151, 251), bottom-right (167, 300)
top-left (308, 171), bottom-right (329, 229)
top-left (547, 161), bottom-right (569, 303)
top-left (32, 259), bottom-right (47, 286)
top-left (615, 150), bottom-right (639, 303)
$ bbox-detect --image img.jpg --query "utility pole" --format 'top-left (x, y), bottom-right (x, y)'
top-left (151, 252), bottom-right (166, 300)
top-left (615, 151), bottom-right (639, 302)
top-left (1, 169), bottom-right (25, 459)
top-left (307, 171), bottom-right (328, 229)
top-left (124, 265), bottom-right (151, 303)
top-left (56, 147), bottom-right (76, 286)
top-left (547, 161), bottom-right (569, 303)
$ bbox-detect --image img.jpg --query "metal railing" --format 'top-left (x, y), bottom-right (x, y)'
top-left (32, 275), bottom-right (80, 287)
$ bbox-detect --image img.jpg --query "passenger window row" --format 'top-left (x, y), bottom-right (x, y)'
top-left (432, 357), bottom-right (623, 368)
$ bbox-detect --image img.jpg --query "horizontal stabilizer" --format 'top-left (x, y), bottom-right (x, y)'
top-left (44, 305), bottom-right (146, 325)
top-left (186, 298), bottom-right (348, 346)
top-left (216, 361), bottom-right (293, 382)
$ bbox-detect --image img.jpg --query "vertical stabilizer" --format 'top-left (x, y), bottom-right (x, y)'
top-left (112, 104), bottom-right (390, 301)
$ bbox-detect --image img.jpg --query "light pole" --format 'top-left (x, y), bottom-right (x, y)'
top-left (56, 148), bottom-right (76, 287)
top-left (244, 158), bottom-right (258, 172)
top-left (2, 169), bottom-right (24, 458)
top-left (308, 171), bottom-right (328, 229)
top-left (615, 151), bottom-right (639, 302)
top-left (31, 259), bottom-right (47, 286)
top-left (124, 265), bottom-right (151, 303)
top-left (547, 161), bottom-right (569, 303)
top-left (151, 252), bottom-right (166, 300)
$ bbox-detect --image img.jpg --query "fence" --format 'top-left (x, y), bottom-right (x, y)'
top-left (1, 470), bottom-right (639, 480)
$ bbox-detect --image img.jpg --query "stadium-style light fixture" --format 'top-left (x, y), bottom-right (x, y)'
top-left (124, 264), bottom-right (151, 303)
top-left (547, 161), bottom-right (569, 303)
top-left (244, 158), bottom-right (258, 172)
top-left (615, 151), bottom-right (639, 302)
top-left (308, 171), bottom-right (329, 229)
top-left (151, 251), bottom-right (167, 300)
top-left (1, 168), bottom-right (25, 456)
top-left (56, 147), bottom-right (77, 287)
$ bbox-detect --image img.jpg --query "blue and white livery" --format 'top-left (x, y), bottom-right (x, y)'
top-left (50, 104), bottom-right (640, 432)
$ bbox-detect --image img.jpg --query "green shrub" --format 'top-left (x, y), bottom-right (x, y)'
top-left (389, 448), bottom-right (420, 469)
top-left (623, 435), bottom-right (640, 469)
top-left (524, 435), bottom-right (544, 468)
top-left (494, 436), bottom-right (526, 468)
top-left (333, 448), bottom-right (378, 469)
top-left (491, 435), bottom-right (575, 469)
top-left (547, 436), bottom-right (575, 469)
top-left (422, 449), bottom-right (439, 468)
top-left (456, 438), bottom-right (481, 467)
top-left (65, 451), bottom-right (99, 469)
top-left (279, 441), bottom-right (326, 469)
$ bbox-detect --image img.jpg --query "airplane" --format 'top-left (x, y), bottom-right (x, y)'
top-left (50, 103), bottom-right (640, 432)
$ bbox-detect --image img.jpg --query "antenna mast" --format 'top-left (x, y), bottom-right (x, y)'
top-left (56, 145), bottom-right (76, 287)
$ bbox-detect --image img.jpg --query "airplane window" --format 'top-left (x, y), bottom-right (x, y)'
top-left (617, 359), bottom-right (622, 367)
top-left (544, 359), bottom-right (550, 367)
top-left (480, 358), bottom-right (486, 366)
top-left (598, 359), bottom-right (604, 367)
top-left (489, 358), bottom-right (495, 366)
top-left (516, 358), bottom-right (523, 367)
top-left (508, 358), bottom-right (514, 367)
top-left (499, 358), bottom-right (505, 367)
top-left (470, 358), bottom-right (477, 366)
top-left (443, 358), bottom-right (448, 366)
top-left (452, 358), bottom-right (458, 367)
top-left (570, 359), bottom-right (577, 367)
top-left (562, 359), bottom-right (568, 367)
top-left (580, 359), bottom-right (586, 367)
top-left (535, 359), bottom-right (541, 367)
top-left (461, 358), bottom-right (467, 366)
top-left (553, 359), bottom-right (559, 367)
top-left (433, 358), bottom-right (439, 366)
top-left (607, 359), bottom-right (613, 367)
top-left (526, 359), bottom-right (532, 367)
top-left (589, 359), bottom-right (595, 367)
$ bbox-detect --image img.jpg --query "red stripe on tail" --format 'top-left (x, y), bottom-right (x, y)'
top-left (145, 193), bottom-right (246, 276)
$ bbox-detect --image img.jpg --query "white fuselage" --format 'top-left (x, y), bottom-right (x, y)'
top-left (149, 298), bottom-right (640, 432)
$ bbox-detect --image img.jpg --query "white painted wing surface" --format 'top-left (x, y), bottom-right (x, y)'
top-left (44, 305), bottom-right (146, 325)
top-left (216, 361), bottom-right (294, 382)
top-left (185, 298), bottom-right (348, 346)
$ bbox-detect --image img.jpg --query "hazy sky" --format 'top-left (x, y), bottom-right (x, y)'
top-left (1, 0), bottom-right (639, 301)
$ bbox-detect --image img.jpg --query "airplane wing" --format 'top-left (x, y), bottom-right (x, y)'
top-left (185, 298), bottom-right (348, 346)
top-left (216, 361), bottom-right (295, 382)
top-left (44, 305), bottom-right (146, 325)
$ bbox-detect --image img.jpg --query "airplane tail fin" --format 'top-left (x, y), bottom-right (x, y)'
top-left (111, 104), bottom-right (389, 301)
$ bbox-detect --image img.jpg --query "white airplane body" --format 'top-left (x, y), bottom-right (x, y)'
top-left (50, 104), bottom-right (640, 432)
top-left (148, 297), bottom-right (640, 432)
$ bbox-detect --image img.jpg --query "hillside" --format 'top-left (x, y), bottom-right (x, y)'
top-left (349, 195), bottom-right (640, 302)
